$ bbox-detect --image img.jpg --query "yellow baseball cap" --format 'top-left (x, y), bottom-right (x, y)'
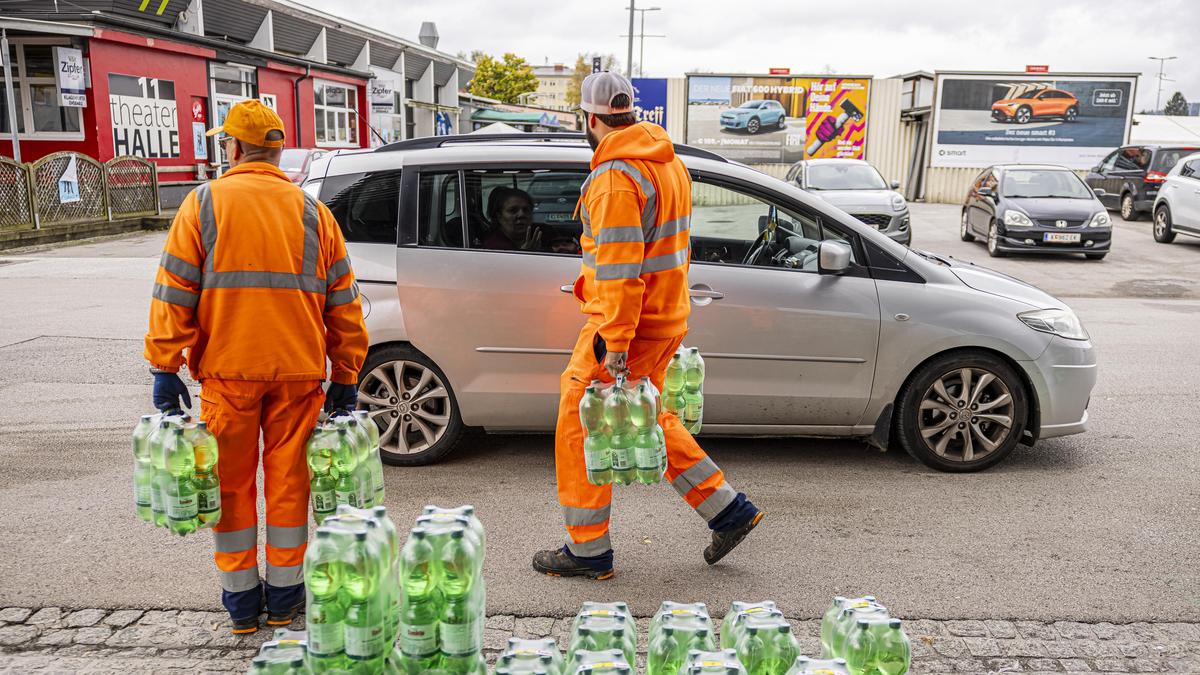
top-left (206, 99), bottom-right (286, 148)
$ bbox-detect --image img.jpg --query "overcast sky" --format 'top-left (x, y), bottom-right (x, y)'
top-left (305, 0), bottom-right (1197, 111)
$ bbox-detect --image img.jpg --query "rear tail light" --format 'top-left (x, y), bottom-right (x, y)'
top-left (1144, 171), bottom-right (1168, 183)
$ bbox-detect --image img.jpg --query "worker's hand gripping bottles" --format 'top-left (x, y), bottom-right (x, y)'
top-left (494, 638), bottom-right (565, 675)
top-left (819, 596), bottom-right (911, 675)
top-left (647, 602), bottom-right (716, 675)
top-left (579, 377), bottom-right (667, 487)
top-left (305, 412), bottom-right (387, 524)
top-left (131, 413), bottom-right (220, 536)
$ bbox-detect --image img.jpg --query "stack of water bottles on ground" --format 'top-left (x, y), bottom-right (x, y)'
top-left (306, 410), bottom-right (387, 522)
top-left (131, 412), bottom-right (221, 536)
top-left (492, 597), bottom-right (910, 675)
top-left (580, 346), bottom-right (706, 487)
top-left (246, 504), bottom-right (486, 674)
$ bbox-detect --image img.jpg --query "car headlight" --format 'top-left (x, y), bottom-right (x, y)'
top-left (1003, 210), bottom-right (1033, 227)
top-left (1018, 308), bottom-right (1089, 341)
top-left (1088, 211), bottom-right (1111, 228)
top-left (890, 194), bottom-right (906, 212)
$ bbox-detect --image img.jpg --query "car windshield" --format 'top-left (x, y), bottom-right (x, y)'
top-left (1002, 170), bottom-right (1092, 199)
top-left (278, 149), bottom-right (309, 171)
top-left (1015, 89), bottom-right (1044, 100)
top-left (737, 101), bottom-right (762, 109)
top-left (806, 163), bottom-right (888, 190)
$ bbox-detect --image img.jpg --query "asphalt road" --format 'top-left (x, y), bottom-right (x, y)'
top-left (0, 204), bottom-right (1197, 625)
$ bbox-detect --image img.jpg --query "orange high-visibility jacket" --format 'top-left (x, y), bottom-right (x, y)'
top-left (144, 162), bottom-right (368, 385)
top-left (574, 122), bottom-right (692, 353)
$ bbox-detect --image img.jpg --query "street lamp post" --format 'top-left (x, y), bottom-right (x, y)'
top-left (1148, 55), bottom-right (1177, 112)
top-left (622, 5), bottom-right (663, 78)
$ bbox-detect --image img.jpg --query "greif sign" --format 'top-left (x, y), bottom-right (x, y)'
top-left (631, 78), bottom-right (667, 128)
top-left (54, 47), bottom-right (87, 108)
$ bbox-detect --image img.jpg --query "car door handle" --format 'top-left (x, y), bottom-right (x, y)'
top-left (689, 288), bottom-right (724, 299)
top-left (560, 284), bottom-right (574, 294)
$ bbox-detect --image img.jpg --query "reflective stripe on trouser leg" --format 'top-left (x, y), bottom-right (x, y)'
top-left (261, 380), bottom-right (323, 591)
top-left (662, 413), bottom-right (737, 520)
top-left (265, 524), bottom-right (308, 587)
top-left (556, 326), bottom-right (614, 558)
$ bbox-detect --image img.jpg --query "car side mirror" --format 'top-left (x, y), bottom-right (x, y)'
top-left (890, 180), bottom-right (901, 190)
top-left (1093, 188), bottom-right (1106, 198)
top-left (977, 186), bottom-right (994, 198)
top-left (818, 240), bottom-right (852, 275)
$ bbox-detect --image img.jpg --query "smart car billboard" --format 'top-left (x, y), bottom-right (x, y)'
top-left (685, 74), bottom-right (871, 163)
top-left (930, 72), bottom-right (1139, 169)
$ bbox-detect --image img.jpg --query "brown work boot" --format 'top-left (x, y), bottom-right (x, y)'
top-left (532, 548), bottom-right (615, 580)
top-left (704, 509), bottom-right (764, 565)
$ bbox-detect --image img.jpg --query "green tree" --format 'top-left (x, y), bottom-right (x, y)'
top-left (566, 53), bottom-right (622, 108)
top-left (1164, 91), bottom-right (1189, 116)
top-left (467, 53), bottom-right (538, 104)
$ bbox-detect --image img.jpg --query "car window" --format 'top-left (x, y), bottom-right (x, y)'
top-left (1152, 148), bottom-right (1199, 172)
top-left (322, 170), bottom-right (402, 244)
top-left (1001, 170), bottom-right (1092, 199)
top-left (462, 169), bottom-right (586, 255)
top-left (690, 177), bottom-right (854, 272)
top-left (1114, 147), bottom-right (1148, 172)
top-left (1097, 151), bottom-right (1118, 173)
top-left (416, 171), bottom-right (463, 248)
top-left (1182, 159), bottom-right (1200, 178)
top-left (806, 163), bottom-right (888, 190)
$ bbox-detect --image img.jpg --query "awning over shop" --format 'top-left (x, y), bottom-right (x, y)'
top-left (469, 109), bottom-right (559, 127)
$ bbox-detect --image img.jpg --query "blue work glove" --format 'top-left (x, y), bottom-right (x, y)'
top-left (152, 371), bottom-right (192, 413)
top-left (325, 382), bottom-right (358, 413)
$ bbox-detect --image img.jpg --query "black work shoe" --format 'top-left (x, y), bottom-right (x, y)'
top-left (532, 548), bottom-right (615, 580)
top-left (704, 509), bottom-right (764, 565)
top-left (230, 615), bottom-right (259, 635)
top-left (265, 600), bottom-right (304, 626)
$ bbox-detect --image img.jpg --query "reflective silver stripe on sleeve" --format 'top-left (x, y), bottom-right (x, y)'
top-left (594, 225), bottom-right (645, 245)
top-left (196, 183), bottom-right (216, 279)
top-left (325, 282), bottom-right (360, 308)
top-left (265, 524), bottom-right (308, 550)
top-left (670, 456), bottom-right (720, 497)
top-left (219, 567), bottom-right (261, 593)
top-left (152, 283), bottom-right (199, 308)
top-left (326, 257), bottom-right (352, 286)
top-left (566, 533), bottom-right (612, 558)
top-left (648, 215), bottom-right (690, 243)
top-left (694, 483), bottom-right (737, 521)
top-left (266, 562), bottom-right (304, 588)
top-left (595, 262), bottom-right (643, 281)
top-left (301, 194), bottom-right (320, 277)
top-left (213, 527), bottom-right (258, 553)
top-left (580, 201), bottom-right (591, 239)
top-left (203, 271), bottom-right (326, 293)
top-left (160, 253), bottom-right (201, 283)
top-left (563, 505), bottom-right (611, 527)
top-left (641, 189), bottom-right (658, 240)
top-left (582, 250), bottom-right (596, 269)
top-left (641, 248), bottom-right (689, 274)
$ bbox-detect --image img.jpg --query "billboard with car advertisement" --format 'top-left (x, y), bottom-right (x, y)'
top-left (685, 74), bottom-right (871, 163)
top-left (930, 72), bottom-right (1139, 169)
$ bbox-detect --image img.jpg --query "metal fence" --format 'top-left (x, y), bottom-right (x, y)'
top-left (0, 152), bottom-right (161, 231)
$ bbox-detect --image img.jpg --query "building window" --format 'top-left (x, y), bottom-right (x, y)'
top-left (314, 80), bottom-right (359, 148)
top-left (405, 105), bottom-right (415, 140)
top-left (0, 40), bottom-right (83, 139)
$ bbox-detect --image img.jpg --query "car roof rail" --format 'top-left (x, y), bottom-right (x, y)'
top-left (374, 131), bottom-right (728, 163)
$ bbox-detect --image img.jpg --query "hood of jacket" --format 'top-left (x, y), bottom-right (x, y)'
top-left (592, 121), bottom-right (676, 169)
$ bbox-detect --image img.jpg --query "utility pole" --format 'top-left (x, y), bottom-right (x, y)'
top-left (621, 5), bottom-right (663, 78)
top-left (1, 28), bottom-right (20, 162)
top-left (626, 0), bottom-right (635, 78)
top-left (1148, 55), bottom-right (1177, 112)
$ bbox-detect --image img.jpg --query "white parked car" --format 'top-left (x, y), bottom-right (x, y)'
top-left (1152, 151), bottom-right (1200, 244)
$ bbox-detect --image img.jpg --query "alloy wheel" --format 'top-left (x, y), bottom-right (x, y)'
top-left (918, 367), bottom-right (1015, 463)
top-left (747, 118), bottom-right (760, 134)
top-left (1121, 195), bottom-right (1133, 220)
top-left (1155, 210), bottom-right (1167, 237)
top-left (988, 223), bottom-right (998, 253)
top-left (357, 359), bottom-right (451, 455)
top-left (1016, 108), bottom-right (1031, 124)
top-left (1066, 107), bottom-right (1077, 121)
top-left (960, 213), bottom-right (968, 237)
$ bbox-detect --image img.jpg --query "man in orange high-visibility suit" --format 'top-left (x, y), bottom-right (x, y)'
top-left (532, 72), bottom-right (763, 580)
top-left (144, 100), bottom-right (368, 634)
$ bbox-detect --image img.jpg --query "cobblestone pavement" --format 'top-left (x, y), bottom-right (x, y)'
top-left (0, 607), bottom-right (1197, 674)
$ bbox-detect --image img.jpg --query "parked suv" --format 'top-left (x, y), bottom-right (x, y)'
top-left (786, 158), bottom-right (911, 245)
top-left (991, 88), bottom-right (1079, 124)
top-left (1086, 144), bottom-right (1199, 221)
top-left (1152, 151), bottom-right (1200, 244)
top-left (305, 133), bottom-right (1096, 473)
top-left (720, 100), bottom-right (786, 134)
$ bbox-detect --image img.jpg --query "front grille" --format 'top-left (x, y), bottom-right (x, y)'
top-left (856, 214), bottom-right (892, 228)
top-left (1035, 218), bottom-right (1085, 229)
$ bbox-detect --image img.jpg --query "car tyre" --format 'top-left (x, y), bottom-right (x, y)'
top-left (1154, 204), bottom-right (1177, 243)
top-left (1120, 193), bottom-right (1140, 221)
top-left (895, 350), bottom-right (1029, 472)
top-left (357, 343), bottom-right (465, 466)
top-left (1015, 106), bottom-right (1032, 124)
top-left (986, 222), bottom-right (1005, 257)
top-left (747, 117), bottom-right (761, 135)
top-left (777, 115), bottom-right (787, 130)
top-left (1065, 106), bottom-right (1078, 122)
top-left (1084, 252), bottom-right (1107, 260)
top-left (959, 210), bottom-right (975, 242)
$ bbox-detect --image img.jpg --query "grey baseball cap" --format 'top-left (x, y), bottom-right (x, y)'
top-left (580, 71), bottom-right (635, 114)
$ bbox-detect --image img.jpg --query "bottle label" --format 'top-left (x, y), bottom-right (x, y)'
top-left (307, 621), bottom-right (344, 656)
top-left (166, 494), bottom-right (197, 520)
top-left (312, 490), bottom-right (337, 513)
top-left (610, 446), bottom-right (632, 470)
top-left (439, 620), bottom-right (480, 655)
top-left (344, 623), bottom-right (385, 659)
top-left (150, 485), bottom-right (163, 513)
top-left (584, 447), bottom-right (611, 471)
top-left (134, 484), bottom-right (152, 507)
top-left (399, 622), bottom-right (438, 656)
top-left (197, 487), bottom-right (221, 514)
top-left (635, 445), bottom-right (659, 469)
top-left (335, 489), bottom-right (358, 507)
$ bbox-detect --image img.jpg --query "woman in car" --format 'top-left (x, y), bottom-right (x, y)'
top-left (481, 187), bottom-right (540, 250)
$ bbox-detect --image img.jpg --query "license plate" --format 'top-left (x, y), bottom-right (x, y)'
top-left (1043, 232), bottom-right (1081, 243)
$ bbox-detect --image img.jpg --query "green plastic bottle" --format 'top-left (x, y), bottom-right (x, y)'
top-left (353, 410), bottom-right (386, 506)
top-left (604, 377), bottom-right (636, 486)
top-left (331, 426), bottom-right (358, 479)
top-left (311, 473), bottom-right (337, 524)
top-left (579, 384), bottom-right (612, 486)
top-left (663, 352), bottom-right (686, 419)
top-left (765, 624), bottom-right (800, 674)
top-left (345, 597), bottom-right (386, 672)
top-left (647, 625), bottom-right (684, 675)
top-left (785, 656), bottom-right (850, 675)
top-left (148, 419), bottom-right (174, 528)
top-left (820, 596), bottom-right (877, 659)
top-left (131, 415), bottom-right (155, 523)
top-left (845, 619), bottom-right (909, 675)
top-left (306, 531), bottom-right (348, 673)
top-left (163, 428), bottom-right (198, 536)
top-left (681, 649), bottom-right (749, 674)
top-left (189, 422), bottom-right (220, 529)
top-left (682, 347), bottom-right (705, 434)
top-left (631, 381), bottom-right (663, 485)
top-left (832, 605), bottom-right (888, 661)
top-left (721, 602), bottom-right (781, 651)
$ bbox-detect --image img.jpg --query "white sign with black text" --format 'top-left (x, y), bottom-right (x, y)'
top-left (109, 74), bottom-right (180, 158)
top-left (369, 79), bottom-right (395, 113)
top-left (54, 47), bottom-right (87, 108)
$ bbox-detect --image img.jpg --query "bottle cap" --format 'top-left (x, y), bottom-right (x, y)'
top-left (315, 529), bottom-right (330, 539)
top-left (160, 420), bottom-right (171, 428)
top-left (857, 620), bottom-right (869, 628)
top-left (174, 428), bottom-right (183, 436)
top-left (777, 625), bottom-right (790, 633)
top-left (197, 421), bottom-right (207, 429)
top-left (450, 529), bottom-right (464, 539)
top-left (141, 414), bottom-right (153, 421)
top-left (889, 619), bottom-right (902, 629)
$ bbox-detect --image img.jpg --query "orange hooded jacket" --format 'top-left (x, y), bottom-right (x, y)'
top-left (574, 122), bottom-right (692, 353)
top-left (144, 162), bottom-right (368, 385)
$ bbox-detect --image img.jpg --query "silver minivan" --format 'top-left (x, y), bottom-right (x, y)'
top-left (305, 134), bottom-right (1096, 473)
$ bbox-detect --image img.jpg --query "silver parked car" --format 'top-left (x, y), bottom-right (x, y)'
top-left (305, 133), bottom-right (1096, 473)
top-left (786, 158), bottom-right (911, 245)
top-left (1152, 151), bottom-right (1200, 244)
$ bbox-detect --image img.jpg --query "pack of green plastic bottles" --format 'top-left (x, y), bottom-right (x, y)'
top-left (663, 346), bottom-right (705, 435)
top-left (647, 602), bottom-right (717, 675)
top-left (818, 596), bottom-right (910, 675)
top-left (565, 648), bottom-right (633, 675)
top-left (306, 411), bottom-right (386, 523)
top-left (131, 413), bottom-right (221, 536)
top-left (679, 649), bottom-right (747, 674)
top-left (248, 628), bottom-right (310, 673)
top-left (567, 602), bottom-right (637, 667)
top-left (494, 637), bottom-right (565, 674)
top-left (579, 376), bottom-right (667, 487)
top-left (395, 505), bottom-right (487, 675)
top-left (785, 656), bottom-right (850, 675)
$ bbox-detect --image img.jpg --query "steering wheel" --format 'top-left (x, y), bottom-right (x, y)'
top-left (742, 205), bottom-right (780, 266)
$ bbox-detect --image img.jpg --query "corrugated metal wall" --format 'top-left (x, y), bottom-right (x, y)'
top-left (864, 78), bottom-right (916, 190)
top-left (666, 78), bottom-right (687, 143)
top-left (923, 167), bottom-right (980, 204)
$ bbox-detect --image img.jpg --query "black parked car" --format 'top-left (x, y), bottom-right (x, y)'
top-left (1085, 144), bottom-right (1198, 221)
top-left (961, 164), bottom-right (1112, 260)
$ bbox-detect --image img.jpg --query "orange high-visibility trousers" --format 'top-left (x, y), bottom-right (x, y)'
top-left (200, 378), bottom-right (324, 594)
top-left (555, 320), bottom-right (739, 557)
